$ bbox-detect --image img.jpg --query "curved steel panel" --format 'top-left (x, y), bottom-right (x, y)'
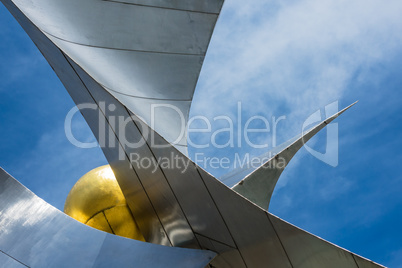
top-left (231, 102), bottom-right (357, 210)
top-left (218, 135), bottom-right (298, 188)
top-left (103, 0), bottom-right (224, 14)
top-left (12, 0), bottom-right (218, 53)
top-left (0, 167), bottom-right (216, 267)
top-left (44, 37), bottom-right (204, 100)
top-left (8, 0), bottom-right (223, 153)
top-left (268, 214), bottom-right (386, 268)
top-left (1, 0), bottom-right (173, 245)
top-left (103, 94), bottom-right (191, 149)
top-left (67, 57), bottom-right (199, 248)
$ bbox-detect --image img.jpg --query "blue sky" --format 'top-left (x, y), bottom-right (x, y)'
top-left (1, 0), bottom-right (402, 267)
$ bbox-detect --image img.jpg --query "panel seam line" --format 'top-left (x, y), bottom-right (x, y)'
top-left (352, 253), bottom-right (361, 268)
top-left (126, 107), bottom-right (202, 249)
top-left (103, 85), bottom-right (193, 101)
top-left (101, 0), bottom-right (220, 15)
top-left (265, 213), bottom-right (295, 268)
top-left (43, 30), bottom-right (207, 56)
top-left (194, 167), bottom-right (249, 268)
top-left (102, 211), bottom-right (116, 235)
top-left (193, 232), bottom-right (237, 250)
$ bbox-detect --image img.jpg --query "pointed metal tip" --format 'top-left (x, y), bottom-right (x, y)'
top-left (323, 101), bottom-right (359, 125)
top-left (350, 100), bottom-right (359, 106)
top-left (338, 100), bottom-right (359, 116)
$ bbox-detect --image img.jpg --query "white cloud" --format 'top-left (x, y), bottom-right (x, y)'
top-left (189, 0), bottom-right (402, 183)
top-left (193, 0), bottom-right (402, 133)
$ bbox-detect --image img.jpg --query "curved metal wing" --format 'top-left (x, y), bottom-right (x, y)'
top-left (229, 102), bottom-right (357, 210)
top-left (6, 0), bottom-right (224, 155)
top-left (0, 167), bottom-right (216, 267)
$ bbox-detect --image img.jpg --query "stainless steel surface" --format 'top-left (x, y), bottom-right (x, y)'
top-left (101, 0), bottom-right (224, 13)
top-left (3, 0), bottom-right (172, 245)
top-left (268, 214), bottom-right (386, 268)
top-left (8, 0), bottom-right (223, 153)
top-left (1, 0), bottom-right (386, 267)
top-left (45, 33), bottom-right (204, 99)
top-left (67, 57), bottom-right (199, 248)
top-left (11, 0), bottom-right (218, 53)
top-left (219, 135), bottom-right (298, 188)
top-left (198, 168), bottom-right (293, 267)
top-left (230, 102), bottom-right (357, 210)
top-left (354, 255), bottom-right (387, 268)
top-left (0, 167), bottom-right (216, 267)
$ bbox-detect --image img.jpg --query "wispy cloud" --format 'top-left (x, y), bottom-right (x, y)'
top-left (190, 2), bottom-right (402, 265)
top-left (189, 0), bottom-right (402, 186)
top-left (193, 0), bottom-right (402, 132)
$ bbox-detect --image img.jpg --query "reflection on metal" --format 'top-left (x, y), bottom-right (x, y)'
top-left (0, 167), bottom-right (216, 267)
top-left (64, 165), bottom-right (145, 241)
top-left (3, 0), bottom-right (224, 155)
top-left (231, 102), bottom-right (357, 210)
top-left (268, 214), bottom-right (384, 268)
top-left (0, 0), bottom-right (386, 267)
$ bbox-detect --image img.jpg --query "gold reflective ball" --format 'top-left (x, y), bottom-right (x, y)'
top-left (64, 165), bottom-right (144, 241)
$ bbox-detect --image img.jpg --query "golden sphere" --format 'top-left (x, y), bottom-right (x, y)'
top-left (64, 165), bottom-right (144, 241)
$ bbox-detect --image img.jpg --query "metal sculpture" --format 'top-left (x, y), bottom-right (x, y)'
top-left (0, 0), bottom-right (385, 267)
